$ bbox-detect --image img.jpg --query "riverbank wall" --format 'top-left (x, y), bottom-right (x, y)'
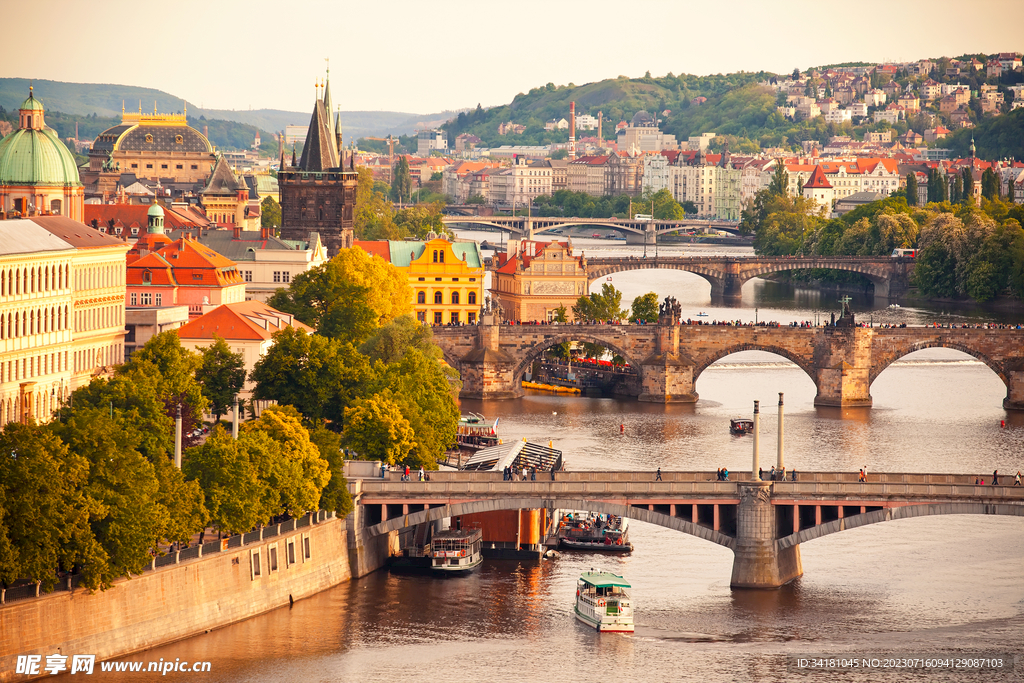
top-left (0, 511), bottom-right (397, 682)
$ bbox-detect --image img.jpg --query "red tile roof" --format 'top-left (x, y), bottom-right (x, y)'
top-left (803, 165), bottom-right (832, 189)
top-left (353, 240), bottom-right (392, 261)
top-left (176, 300), bottom-right (313, 342)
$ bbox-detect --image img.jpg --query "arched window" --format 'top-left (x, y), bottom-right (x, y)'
top-left (468, 291), bottom-right (477, 305)
top-left (434, 291), bottom-right (443, 304)
top-left (417, 291), bottom-right (426, 304)
top-left (439, 251), bottom-right (445, 264)
top-left (451, 291), bottom-right (460, 305)
top-left (432, 250), bottom-right (438, 263)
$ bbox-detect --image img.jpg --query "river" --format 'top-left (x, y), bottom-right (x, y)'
top-left (88, 235), bottom-right (1023, 682)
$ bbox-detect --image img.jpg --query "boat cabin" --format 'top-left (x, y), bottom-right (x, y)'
top-left (730, 418), bottom-right (754, 435)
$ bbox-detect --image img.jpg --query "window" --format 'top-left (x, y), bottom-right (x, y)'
top-left (433, 312), bottom-right (442, 325)
top-left (155, 293), bottom-right (162, 306)
top-left (282, 272), bottom-right (290, 283)
top-left (468, 312), bottom-right (476, 324)
top-left (434, 292), bottom-right (443, 304)
top-left (251, 549), bottom-right (262, 579)
top-left (50, 199), bottom-right (62, 214)
top-left (417, 291), bottom-right (426, 304)
top-left (416, 311), bottom-right (426, 322)
top-left (452, 277), bottom-right (459, 282)
top-left (269, 544), bottom-right (279, 573)
top-left (176, 164), bottom-right (183, 170)
top-left (439, 251), bottom-right (445, 264)
top-left (191, 165), bottom-right (198, 170)
top-left (451, 291), bottom-right (460, 305)
top-left (417, 277), bottom-right (425, 281)
top-left (141, 293), bottom-right (152, 305)
top-left (142, 271), bottom-right (152, 283)
top-left (273, 271), bottom-right (281, 283)
top-left (468, 291), bottom-right (477, 305)
top-left (287, 540), bottom-right (296, 567)
top-left (131, 163), bottom-right (138, 169)
top-left (432, 250), bottom-right (438, 263)
top-left (303, 535), bottom-right (311, 561)
top-left (146, 164), bottom-right (153, 169)
top-left (450, 312), bottom-right (460, 324)
top-left (161, 164), bottom-right (168, 170)
top-left (435, 277), bottom-right (442, 282)
top-left (192, 273), bottom-right (203, 281)
top-left (244, 270), bottom-right (253, 282)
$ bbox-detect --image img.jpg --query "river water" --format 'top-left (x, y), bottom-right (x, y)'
top-left (92, 236), bottom-right (1023, 682)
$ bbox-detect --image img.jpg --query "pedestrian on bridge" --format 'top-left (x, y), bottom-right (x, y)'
top-left (551, 465), bottom-right (556, 481)
top-left (656, 468), bottom-right (662, 481)
top-left (791, 469), bottom-right (797, 482)
top-left (1015, 471), bottom-right (1021, 486)
top-left (758, 467), bottom-right (763, 481)
top-left (992, 470), bottom-right (999, 485)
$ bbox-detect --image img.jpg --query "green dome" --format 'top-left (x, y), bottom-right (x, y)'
top-left (0, 127), bottom-right (82, 187)
top-left (20, 92), bottom-right (45, 112)
top-left (147, 204), bottom-right (165, 217)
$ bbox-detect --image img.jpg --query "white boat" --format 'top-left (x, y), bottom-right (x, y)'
top-left (558, 512), bottom-right (633, 552)
top-left (574, 571), bottom-right (634, 632)
top-left (429, 527), bottom-right (483, 574)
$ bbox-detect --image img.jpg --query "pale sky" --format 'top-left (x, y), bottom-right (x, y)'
top-left (3, 0), bottom-right (1022, 115)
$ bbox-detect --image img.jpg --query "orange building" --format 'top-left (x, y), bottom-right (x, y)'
top-left (126, 205), bottom-right (245, 318)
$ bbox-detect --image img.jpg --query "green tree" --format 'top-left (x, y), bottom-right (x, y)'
top-left (245, 406), bottom-right (330, 515)
top-left (981, 167), bottom-right (1001, 201)
top-left (250, 327), bottom-right (374, 427)
top-left (962, 168), bottom-right (975, 204)
top-left (343, 392), bottom-right (416, 465)
top-left (307, 424), bottom-right (354, 517)
top-left (767, 162), bottom-right (789, 197)
top-left (0, 424), bottom-right (103, 590)
top-left (195, 336), bottom-right (246, 421)
top-left (390, 157), bottom-right (412, 203)
top-left (268, 247), bottom-right (411, 344)
top-left (572, 283), bottom-right (626, 322)
top-left (629, 292), bottom-right (659, 323)
top-left (260, 196), bottom-right (281, 228)
top-left (905, 173), bottom-right (918, 207)
top-left (360, 314), bottom-right (437, 365)
top-left (125, 331), bottom-right (208, 428)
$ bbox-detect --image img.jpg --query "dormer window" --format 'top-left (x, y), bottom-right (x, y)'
top-left (142, 271), bottom-right (152, 283)
top-left (145, 134), bottom-right (153, 143)
top-left (131, 227), bottom-right (139, 236)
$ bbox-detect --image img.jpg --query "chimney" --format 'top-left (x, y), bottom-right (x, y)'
top-left (597, 111), bottom-right (603, 143)
top-left (203, 125), bottom-right (209, 139)
top-left (261, 225), bottom-right (270, 240)
top-left (233, 225), bottom-right (242, 239)
top-left (569, 101), bottom-right (577, 160)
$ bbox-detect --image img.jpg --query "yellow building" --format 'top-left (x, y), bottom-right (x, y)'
top-left (355, 236), bottom-right (484, 325)
top-left (0, 216), bottom-right (129, 427)
top-left (490, 239), bottom-right (588, 322)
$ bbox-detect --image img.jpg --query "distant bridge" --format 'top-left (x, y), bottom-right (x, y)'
top-left (351, 470), bottom-right (1024, 588)
top-left (441, 215), bottom-right (741, 243)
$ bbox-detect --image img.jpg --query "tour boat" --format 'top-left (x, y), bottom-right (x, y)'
top-left (730, 418), bottom-right (754, 435)
top-left (574, 571), bottom-right (634, 632)
top-left (456, 413), bottom-right (499, 452)
top-left (558, 512), bottom-right (633, 552)
top-left (429, 527), bottom-right (483, 574)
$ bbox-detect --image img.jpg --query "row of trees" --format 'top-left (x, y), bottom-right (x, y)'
top-left (0, 334), bottom-right (351, 592)
top-left (743, 166), bottom-right (1024, 301)
top-left (533, 188), bottom-right (693, 219)
top-left (352, 167), bottom-right (448, 241)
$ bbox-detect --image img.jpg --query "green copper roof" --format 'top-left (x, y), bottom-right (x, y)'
top-left (386, 239), bottom-right (483, 268)
top-left (579, 571), bottom-right (631, 588)
top-left (0, 127), bottom-right (82, 187)
top-left (20, 93), bottom-right (45, 112)
top-left (147, 204), bottom-right (165, 217)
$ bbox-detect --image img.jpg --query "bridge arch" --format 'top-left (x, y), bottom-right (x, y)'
top-left (777, 502), bottom-right (1023, 550)
top-left (359, 497), bottom-right (736, 549)
top-left (585, 264), bottom-right (722, 293)
top-left (736, 261), bottom-right (892, 294)
top-left (692, 344), bottom-right (818, 385)
top-left (509, 332), bottom-right (644, 384)
top-left (869, 341), bottom-right (1008, 386)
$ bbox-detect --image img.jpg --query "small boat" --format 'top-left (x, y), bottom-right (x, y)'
top-left (558, 512), bottom-right (633, 551)
top-left (456, 413), bottom-right (500, 452)
top-left (429, 527), bottom-right (483, 574)
top-left (695, 312), bottom-right (709, 317)
top-left (574, 571), bottom-right (634, 632)
top-left (605, 276), bottom-right (613, 282)
top-left (730, 418), bottom-right (754, 435)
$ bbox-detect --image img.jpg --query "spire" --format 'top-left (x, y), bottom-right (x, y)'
top-left (323, 63), bottom-right (335, 142)
top-left (969, 135), bottom-right (976, 158)
top-left (335, 107), bottom-right (343, 161)
top-left (291, 146), bottom-right (297, 167)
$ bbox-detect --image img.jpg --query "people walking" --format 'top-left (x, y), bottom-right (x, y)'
top-left (380, 463), bottom-right (386, 479)
top-left (419, 467), bottom-right (425, 482)
top-left (551, 465), bottom-right (556, 481)
top-left (791, 468), bottom-right (797, 482)
top-left (992, 470), bottom-right (999, 485)
top-left (769, 465), bottom-right (776, 481)
top-left (530, 467), bottom-right (536, 481)
top-left (1016, 471), bottom-right (1021, 486)
top-left (722, 467), bottom-right (729, 481)
top-left (656, 468), bottom-right (662, 481)
top-left (858, 469), bottom-right (866, 483)
top-left (522, 466), bottom-right (528, 481)
top-left (758, 467), bottom-right (763, 481)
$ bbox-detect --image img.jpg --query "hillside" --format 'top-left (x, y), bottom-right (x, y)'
top-left (0, 78), bottom-right (433, 139)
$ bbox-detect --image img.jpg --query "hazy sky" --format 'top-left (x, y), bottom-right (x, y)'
top-left (3, 0), bottom-right (1022, 115)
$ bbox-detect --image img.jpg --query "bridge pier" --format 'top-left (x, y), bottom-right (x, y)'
top-left (730, 482), bottom-right (802, 589)
top-left (458, 315), bottom-right (523, 400)
top-left (1005, 364), bottom-right (1024, 410)
top-left (812, 328), bottom-right (873, 408)
top-left (638, 324), bottom-right (698, 403)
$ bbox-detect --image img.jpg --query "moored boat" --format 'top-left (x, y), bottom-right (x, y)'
top-left (557, 512), bottom-right (632, 552)
top-left (429, 527), bottom-right (483, 574)
top-left (574, 571), bottom-right (634, 632)
top-left (456, 413), bottom-right (499, 452)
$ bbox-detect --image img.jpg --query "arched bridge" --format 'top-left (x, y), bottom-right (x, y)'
top-left (431, 322), bottom-right (1024, 409)
top-left (441, 215), bottom-right (741, 242)
top-left (351, 470), bottom-right (1024, 588)
top-left (584, 255), bottom-right (914, 299)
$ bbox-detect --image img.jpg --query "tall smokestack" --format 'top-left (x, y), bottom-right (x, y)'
top-left (597, 111), bottom-right (603, 144)
top-left (569, 101), bottom-right (576, 160)
top-left (204, 125), bottom-right (209, 139)
top-left (752, 400), bottom-right (760, 480)
top-left (777, 393), bottom-right (785, 472)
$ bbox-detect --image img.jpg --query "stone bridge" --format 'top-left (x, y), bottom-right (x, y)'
top-left (350, 470), bottom-right (1024, 588)
top-left (432, 322), bottom-right (1024, 409)
top-left (441, 215), bottom-right (740, 243)
top-left (584, 255), bottom-right (914, 298)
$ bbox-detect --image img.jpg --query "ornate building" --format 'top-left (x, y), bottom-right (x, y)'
top-left (278, 76), bottom-right (358, 256)
top-left (200, 155), bottom-right (252, 228)
top-left (0, 87), bottom-right (85, 222)
top-left (80, 105), bottom-right (216, 199)
top-left (0, 216), bottom-right (129, 427)
top-left (490, 239), bottom-right (588, 322)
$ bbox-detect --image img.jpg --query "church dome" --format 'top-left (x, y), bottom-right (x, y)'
top-left (148, 203), bottom-right (165, 218)
top-left (0, 126), bottom-right (81, 187)
top-left (630, 110), bottom-right (657, 127)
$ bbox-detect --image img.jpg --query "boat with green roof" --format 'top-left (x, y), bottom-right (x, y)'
top-left (573, 570), bottom-right (634, 632)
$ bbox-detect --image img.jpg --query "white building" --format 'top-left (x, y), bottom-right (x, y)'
top-left (417, 129), bottom-right (448, 156)
top-left (575, 114), bottom-right (599, 130)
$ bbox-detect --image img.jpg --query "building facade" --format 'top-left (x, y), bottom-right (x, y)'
top-left (490, 240), bottom-right (588, 323)
top-left (0, 216), bottom-right (128, 427)
top-left (355, 237), bottom-right (484, 325)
